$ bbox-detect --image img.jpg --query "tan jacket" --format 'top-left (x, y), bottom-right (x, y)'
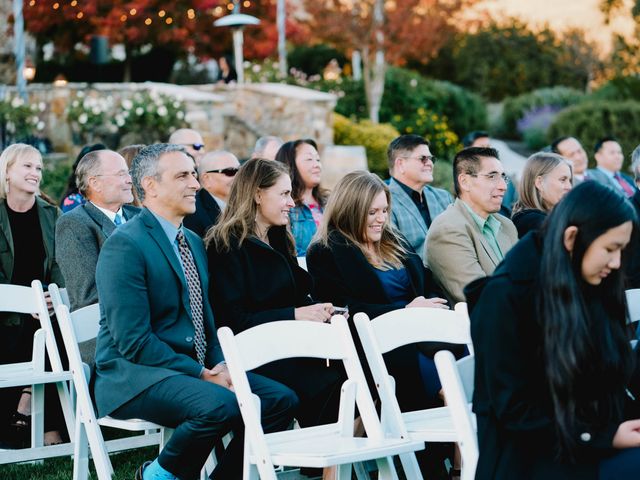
top-left (425, 198), bottom-right (518, 303)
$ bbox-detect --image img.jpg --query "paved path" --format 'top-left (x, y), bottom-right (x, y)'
top-left (492, 139), bottom-right (527, 179)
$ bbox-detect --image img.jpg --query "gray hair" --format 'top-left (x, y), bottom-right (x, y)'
top-left (75, 150), bottom-right (107, 197)
top-left (131, 143), bottom-right (188, 201)
top-left (632, 144), bottom-right (640, 181)
top-left (253, 136), bottom-right (283, 156)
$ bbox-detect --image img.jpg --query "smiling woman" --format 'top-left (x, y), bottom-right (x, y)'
top-left (205, 158), bottom-right (345, 435)
top-left (0, 143), bottom-right (66, 448)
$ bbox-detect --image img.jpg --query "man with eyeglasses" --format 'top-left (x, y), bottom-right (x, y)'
top-left (168, 128), bottom-right (206, 166)
top-left (387, 134), bottom-right (453, 264)
top-left (184, 150), bottom-right (240, 237)
top-left (56, 149), bottom-right (139, 317)
top-left (426, 147), bottom-right (518, 303)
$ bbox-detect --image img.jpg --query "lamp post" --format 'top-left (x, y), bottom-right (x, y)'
top-left (214, 10), bottom-right (260, 84)
top-left (277, 0), bottom-right (286, 78)
top-left (13, 0), bottom-right (27, 101)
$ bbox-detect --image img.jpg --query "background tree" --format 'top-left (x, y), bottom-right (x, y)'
top-left (301, 0), bottom-right (475, 122)
top-left (426, 19), bottom-right (600, 101)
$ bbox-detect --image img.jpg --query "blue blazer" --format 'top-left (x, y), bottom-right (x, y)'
top-left (93, 208), bottom-right (224, 417)
top-left (388, 177), bottom-right (453, 263)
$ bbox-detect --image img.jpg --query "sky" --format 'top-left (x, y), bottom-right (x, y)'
top-left (472, 0), bottom-right (636, 53)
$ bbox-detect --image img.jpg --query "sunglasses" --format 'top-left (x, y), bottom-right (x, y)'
top-left (206, 167), bottom-right (239, 177)
top-left (181, 143), bottom-right (205, 151)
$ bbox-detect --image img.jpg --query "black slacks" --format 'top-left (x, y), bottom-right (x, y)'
top-left (111, 372), bottom-right (298, 480)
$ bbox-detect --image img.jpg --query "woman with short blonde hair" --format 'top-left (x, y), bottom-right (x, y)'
top-left (512, 152), bottom-right (573, 237)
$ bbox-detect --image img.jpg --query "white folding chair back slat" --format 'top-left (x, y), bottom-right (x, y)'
top-left (434, 351), bottom-right (478, 480)
top-left (354, 303), bottom-right (475, 479)
top-left (218, 316), bottom-right (425, 480)
top-left (625, 288), bottom-right (640, 324)
top-left (49, 284), bottom-right (71, 311)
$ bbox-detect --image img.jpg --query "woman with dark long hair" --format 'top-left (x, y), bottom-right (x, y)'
top-left (467, 181), bottom-right (640, 479)
top-left (275, 139), bottom-right (327, 256)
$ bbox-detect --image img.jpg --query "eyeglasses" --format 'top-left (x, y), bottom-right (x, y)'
top-left (469, 172), bottom-right (511, 184)
top-left (181, 143), bottom-right (205, 151)
top-left (94, 170), bottom-right (131, 178)
top-left (205, 167), bottom-right (239, 177)
top-left (400, 155), bottom-right (437, 165)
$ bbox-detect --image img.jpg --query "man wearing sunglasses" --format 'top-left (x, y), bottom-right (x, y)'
top-left (388, 134), bottom-right (453, 264)
top-left (169, 128), bottom-right (206, 166)
top-left (184, 150), bottom-right (240, 237)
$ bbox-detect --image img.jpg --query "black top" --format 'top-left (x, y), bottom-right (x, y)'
top-left (207, 225), bottom-right (313, 333)
top-left (395, 178), bottom-right (432, 227)
top-left (183, 189), bottom-right (222, 238)
top-left (7, 202), bottom-right (45, 286)
top-left (465, 232), bottom-right (640, 480)
top-left (511, 208), bottom-right (547, 238)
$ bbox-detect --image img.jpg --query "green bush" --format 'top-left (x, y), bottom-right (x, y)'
top-left (41, 156), bottom-right (73, 204)
top-left (333, 113), bottom-right (399, 176)
top-left (591, 76), bottom-right (640, 101)
top-left (547, 100), bottom-right (640, 172)
top-left (500, 86), bottom-right (585, 139)
top-left (379, 67), bottom-right (487, 138)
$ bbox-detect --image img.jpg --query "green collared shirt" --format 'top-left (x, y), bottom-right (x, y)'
top-left (461, 201), bottom-right (504, 261)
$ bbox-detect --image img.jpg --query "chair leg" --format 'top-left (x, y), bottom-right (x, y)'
top-left (353, 461), bottom-right (369, 480)
top-left (72, 408), bottom-right (89, 480)
top-left (375, 457), bottom-right (400, 480)
top-left (31, 383), bottom-right (45, 450)
top-left (336, 463), bottom-right (352, 480)
top-left (398, 452), bottom-right (423, 479)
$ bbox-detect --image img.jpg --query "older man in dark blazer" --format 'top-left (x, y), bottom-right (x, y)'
top-left (94, 144), bottom-right (297, 480)
top-left (56, 150), bottom-right (139, 311)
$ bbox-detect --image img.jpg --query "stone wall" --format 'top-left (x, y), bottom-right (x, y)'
top-left (3, 81), bottom-right (338, 160)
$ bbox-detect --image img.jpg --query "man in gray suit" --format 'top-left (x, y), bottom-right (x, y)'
top-left (387, 134), bottom-right (453, 263)
top-left (56, 150), bottom-right (139, 311)
top-left (586, 137), bottom-right (637, 197)
top-left (426, 147), bottom-right (518, 303)
top-left (94, 144), bottom-right (297, 480)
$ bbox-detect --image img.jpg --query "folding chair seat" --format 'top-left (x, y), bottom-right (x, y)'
top-left (217, 315), bottom-right (425, 480)
top-left (0, 280), bottom-right (75, 464)
top-left (354, 303), bottom-right (475, 479)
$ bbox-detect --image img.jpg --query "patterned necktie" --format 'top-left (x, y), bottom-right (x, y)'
top-left (614, 173), bottom-right (635, 197)
top-left (176, 230), bottom-right (207, 366)
top-left (114, 213), bottom-right (123, 226)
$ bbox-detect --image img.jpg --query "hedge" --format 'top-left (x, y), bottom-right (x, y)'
top-left (499, 86), bottom-right (585, 139)
top-left (547, 100), bottom-right (640, 172)
top-left (333, 113), bottom-right (399, 177)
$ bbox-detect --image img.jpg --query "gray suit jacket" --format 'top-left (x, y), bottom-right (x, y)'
top-left (93, 208), bottom-right (224, 417)
top-left (55, 202), bottom-right (140, 311)
top-left (425, 199), bottom-right (518, 303)
top-left (389, 177), bottom-right (453, 263)
top-left (586, 168), bottom-right (636, 195)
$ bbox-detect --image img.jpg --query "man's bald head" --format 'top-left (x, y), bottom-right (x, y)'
top-left (169, 128), bottom-right (205, 164)
top-left (198, 150), bottom-right (240, 201)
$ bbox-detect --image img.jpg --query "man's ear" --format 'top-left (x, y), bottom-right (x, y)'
top-left (141, 176), bottom-right (156, 198)
top-left (458, 173), bottom-right (470, 192)
top-left (563, 225), bottom-right (578, 254)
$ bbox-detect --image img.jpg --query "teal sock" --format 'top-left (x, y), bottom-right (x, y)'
top-left (143, 459), bottom-right (177, 480)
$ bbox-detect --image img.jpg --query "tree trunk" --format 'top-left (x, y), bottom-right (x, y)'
top-left (362, 0), bottom-right (385, 123)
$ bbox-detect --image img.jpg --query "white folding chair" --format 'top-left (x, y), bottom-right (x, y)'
top-left (218, 316), bottom-right (425, 480)
top-left (55, 301), bottom-right (171, 480)
top-left (354, 303), bottom-right (475, 479)
top-left (0, 280), bottom-right (75, 464)
top-left (434, 351), bottom-right (477, 480)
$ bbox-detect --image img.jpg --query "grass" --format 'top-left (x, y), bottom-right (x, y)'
top-left (0, 431), bottom-right (156, 480)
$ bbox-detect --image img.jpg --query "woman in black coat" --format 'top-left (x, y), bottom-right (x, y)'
top-left (206, 158), bottom-right (344, 429)
top-left (306, 171), bottom-right (450, 412)
top-left (466, 181), bottom-right (640, 480)
top-left (511, 152), bottom-right (572, 238)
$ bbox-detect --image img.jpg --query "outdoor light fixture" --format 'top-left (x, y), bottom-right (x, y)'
top-left (22, 59), bottom-right (36, 82)
top-left (214, 12), bottom-right (260, 84)
top-left (53, 74), bottom-right (68, 87)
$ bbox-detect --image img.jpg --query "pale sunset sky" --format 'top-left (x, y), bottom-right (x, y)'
top-left (473, 0), bottom-right (635, 53)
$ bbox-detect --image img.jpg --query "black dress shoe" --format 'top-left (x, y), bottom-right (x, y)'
top-left (135, 460), bottom-right (153, 480)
